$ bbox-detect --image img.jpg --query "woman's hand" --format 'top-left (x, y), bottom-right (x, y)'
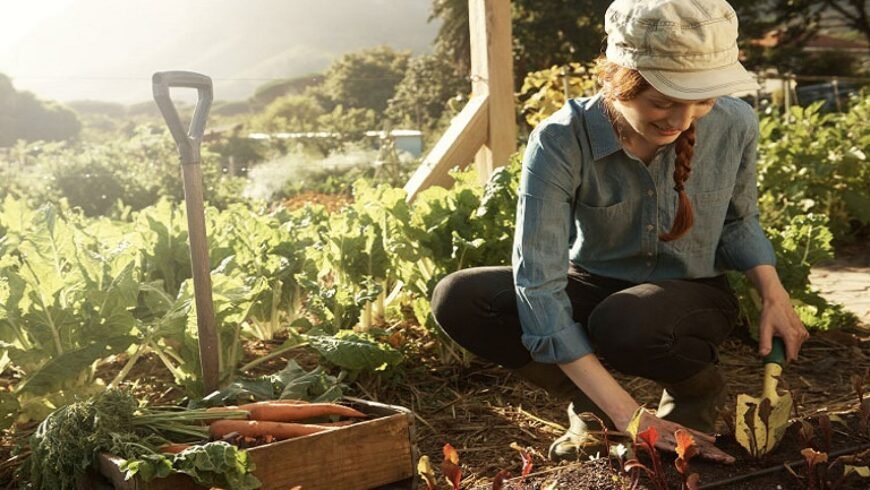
top-left (758, 287), bottom-right (809, 361)
top-left (745, 265), bottom-right (809, 361)
top-left (634, 410), bottom-right (735, 464)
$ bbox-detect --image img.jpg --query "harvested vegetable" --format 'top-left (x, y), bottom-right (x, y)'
top-left (23, 389), bottom-right (254, 490)
top-left (240, 401), bottom-right (366, 422)
top-left (209, 420), bottom-right (335, 440)
top-left (122, 442), bottom-right (260, 490)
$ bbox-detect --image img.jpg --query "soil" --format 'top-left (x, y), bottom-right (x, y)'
top-left (470, 412), bottom-right (870, 490)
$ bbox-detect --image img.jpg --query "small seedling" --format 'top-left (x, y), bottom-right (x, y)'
top-left (441, 443), bottom-right (462, 490)
top-left (673, 429), bottom-right (700, 490)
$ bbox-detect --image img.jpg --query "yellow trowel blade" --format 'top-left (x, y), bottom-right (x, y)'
top-left (735, 338), bottom-right (792, 457)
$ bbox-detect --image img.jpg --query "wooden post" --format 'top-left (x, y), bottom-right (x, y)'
top-left (404, 0), bottom-right (516, 202)
top-left (469, 0), bottom-right (517, 183)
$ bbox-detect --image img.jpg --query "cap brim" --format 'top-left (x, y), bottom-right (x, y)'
top-left (639, 62), bottom-right (760, 100)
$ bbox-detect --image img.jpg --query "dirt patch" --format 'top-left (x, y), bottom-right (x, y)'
top-left (469, 412), bottom-right (870, 490)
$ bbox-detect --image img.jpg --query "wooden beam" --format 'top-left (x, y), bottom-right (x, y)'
top-left (403, 0), bottom-right (517, 201)
top-left (404, 95), bottom-right (489, 202)
top-left (470, 0), bottom-right (517, 182)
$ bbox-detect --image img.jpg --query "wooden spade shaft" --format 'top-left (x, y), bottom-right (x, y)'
top-left (181, 162), bottom-right (220, 393)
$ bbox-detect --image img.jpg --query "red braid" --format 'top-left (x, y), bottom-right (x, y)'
top-left (659, 124), bottom-right (696, 241)
top-left (595, 55), bottom-right (696, 242)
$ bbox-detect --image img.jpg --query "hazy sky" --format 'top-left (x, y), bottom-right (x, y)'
top-left (0, 0), bottom-right (439, 104)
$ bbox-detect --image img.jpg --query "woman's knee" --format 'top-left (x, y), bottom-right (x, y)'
top-left (588, 290), bottom-right (654, 353)
top-left (430, 266), bottom-right (513, 335)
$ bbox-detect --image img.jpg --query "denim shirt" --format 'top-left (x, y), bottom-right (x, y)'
top-left (512, 93), bottom-right (776, 364)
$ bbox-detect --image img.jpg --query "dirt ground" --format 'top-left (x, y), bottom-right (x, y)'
top-left (360, 242), bottom-right (870, 489)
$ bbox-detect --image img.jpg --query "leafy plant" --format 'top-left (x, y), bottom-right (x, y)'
top-left (756, 93), bottom-right (870, 243)
top-left (122, 442), bottom-right (260, 490)
top-left (23, 389), bottom-right (253, 490)
top-left (518, 62), bottom-right (598, 127)
top-left (624, 425), bottom-right (669, 490)
top-left (673, 430), bottom-right (700, 490)
top-left (0, 202), bottom-right (141, 427)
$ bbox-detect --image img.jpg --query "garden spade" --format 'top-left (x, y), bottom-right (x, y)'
top-left (152, 71), bottom-right (219, 393)
top-left (736, 337), bottom-right (793, 457)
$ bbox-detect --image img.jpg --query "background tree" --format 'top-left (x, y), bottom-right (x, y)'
top-left (386, 53), bottom-right (467, 132)
top-left (249, 94), bottom-right (325, 133)
top-left (731, 0), bottom-right (868, 76)
top-left (431, 0), bottom-right (867, 85)
top-left (0, 74), bottom-right (81, 147)
top-left (430, 0), bottom-right (607, 85)
top-left (310, 46), bottom-right (410, 116)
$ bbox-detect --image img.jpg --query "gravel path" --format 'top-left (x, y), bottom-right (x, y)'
top-left (809, 243), bottom-right (870, 327)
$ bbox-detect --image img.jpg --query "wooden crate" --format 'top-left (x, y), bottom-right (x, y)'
top-left (96, 397), bottom-right (418, 490)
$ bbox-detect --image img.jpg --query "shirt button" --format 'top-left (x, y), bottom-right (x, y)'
top-left (646, 261), bottom-right (653, 267)
top-left (646, 224), bottom-right (654, 231)
top-left (647, 189), bottom-right (654, 197)
top-left (647, 252), bottom-right (653, 257)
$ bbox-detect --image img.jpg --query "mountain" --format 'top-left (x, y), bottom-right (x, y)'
top-left (0, 0), bottom-right (439, 104)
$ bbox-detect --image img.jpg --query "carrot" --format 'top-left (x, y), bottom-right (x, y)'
top-left (209, 420), bottom-right (335, 440)
top-left (238, 402), bottom-right (366, 422)
top-left (159, 443), bottom-right (193, 454)
top-left (236, 399), bottom-right (308, 407)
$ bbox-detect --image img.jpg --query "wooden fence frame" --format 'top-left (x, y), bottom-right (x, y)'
top-left (403, 0), bottom-right (517, 203)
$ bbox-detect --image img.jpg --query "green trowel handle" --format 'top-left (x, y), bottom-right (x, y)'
top-left (764, 337), bottom-right (786, 366)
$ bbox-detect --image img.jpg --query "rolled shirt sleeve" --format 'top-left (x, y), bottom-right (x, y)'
top-left (512, 121), bottom-right (594, 364)
top-left (716, 111), bottom-right (777, 272)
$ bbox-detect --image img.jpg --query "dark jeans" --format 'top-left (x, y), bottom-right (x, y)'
top-left (430, 264), bottom-right (740, 384)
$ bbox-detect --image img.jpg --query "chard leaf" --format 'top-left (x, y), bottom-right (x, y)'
top-left (16, 336), bottom-right (136, 396)
top-left (172, 442), bottom-right (261, 490)
top-left (308, 330), bottom-right (402, 372)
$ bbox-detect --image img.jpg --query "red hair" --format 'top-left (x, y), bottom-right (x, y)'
top-left (594, 57), bottom-right (695, 242)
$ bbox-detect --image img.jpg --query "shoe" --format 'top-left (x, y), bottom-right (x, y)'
top-left (655, 364), bottom-right (727, 434)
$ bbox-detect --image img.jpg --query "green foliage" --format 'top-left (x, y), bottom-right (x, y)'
top-left (757, 94), bottom-right (870, 242)
top-left (0, 201), bottom-right (141, 426)
top-left (518, 62), bottom-right (598, 127)
top-left (195, 359), bottom-right (345, 408)
top-left (386, 53), bottom-right (467, 132)
top-left (26, 389), bottom-right (259, 490)
top-left (312, 45), bottom-right (410, 116)
top-left (431, 0), bottom-right (607, 82)
top-left (249, 94), bottom-right (325, 133)
top-left (0, 126), bottom-right (248, 216)
top-left (308, 330), bottom-right (402, 372)
top-left (124, 442), bottom-right (260, 490)
top-left (0, 74), bottom-right (81, 147)
top-left (250, 73), bottom-right (323, 109)
top-left (730, 0), bottom-right (870, 75)
top-left (728, 214), bottom-right (857, 335)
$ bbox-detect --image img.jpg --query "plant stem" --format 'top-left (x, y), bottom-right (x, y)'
top-left (110, 343), bottom-right (150, 388)
top-left (239, 341), bottom-right (309, 373)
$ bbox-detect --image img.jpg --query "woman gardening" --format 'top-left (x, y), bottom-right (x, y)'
top-left (431, 0), bottom-right (809, 464)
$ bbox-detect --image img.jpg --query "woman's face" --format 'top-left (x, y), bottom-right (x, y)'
top-left (613, 87), bottom-right (717, 146)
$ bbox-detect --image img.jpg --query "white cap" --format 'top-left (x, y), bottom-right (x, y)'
top-left (604, 0), bottom-right (760, 99)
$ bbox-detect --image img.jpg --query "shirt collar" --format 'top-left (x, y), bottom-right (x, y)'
top-left (583, 93), bottom-right (622, 161)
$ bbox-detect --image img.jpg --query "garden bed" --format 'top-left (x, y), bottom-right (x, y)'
top-left (471, 411), bottom-right (870, 490)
